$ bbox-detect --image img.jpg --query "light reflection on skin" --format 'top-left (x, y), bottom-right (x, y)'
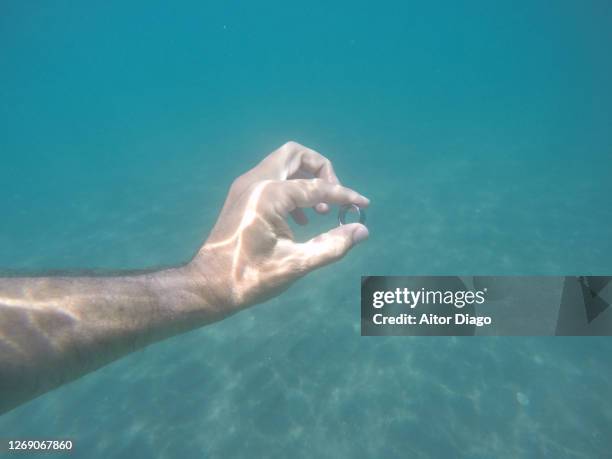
top-left (0, 141), bottom-right (369, 414)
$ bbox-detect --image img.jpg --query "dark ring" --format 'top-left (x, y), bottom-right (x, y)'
top-left (338, 204), bottom-right (366, 226)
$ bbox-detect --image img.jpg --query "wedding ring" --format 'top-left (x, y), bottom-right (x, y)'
top-left (338, 204), bottom-right (366, 226)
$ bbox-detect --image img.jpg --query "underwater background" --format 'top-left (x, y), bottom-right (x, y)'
top-left (1, 1), bottom-right (611, 457)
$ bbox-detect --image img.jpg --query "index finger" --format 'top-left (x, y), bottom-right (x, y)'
top-left (272, 179), bottom-right (369, 215)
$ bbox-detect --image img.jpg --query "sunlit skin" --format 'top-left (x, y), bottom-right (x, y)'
top-left (0, 141), bottom-right (369, 414)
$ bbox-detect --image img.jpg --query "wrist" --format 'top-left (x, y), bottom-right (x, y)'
top-left (187, 244), bottom-right (242, 312)
top-left (146, 261), bottom-right (232, 333)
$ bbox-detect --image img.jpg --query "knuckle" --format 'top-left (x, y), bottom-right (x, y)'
top-left (320, 237), bottom-right (348, 263)
top-left (282, 140), bottom-right (301, 150)
top-left (331, 244), bottom-right (347, 261)
top-left (324, 249), bottom-right (345, 266)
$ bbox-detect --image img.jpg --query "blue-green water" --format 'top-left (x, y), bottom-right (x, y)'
top-left (1, 1), bottom-right (611, 457)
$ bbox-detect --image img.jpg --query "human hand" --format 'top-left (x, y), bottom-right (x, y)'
top-left (189, 141), bottom-right (369, 312)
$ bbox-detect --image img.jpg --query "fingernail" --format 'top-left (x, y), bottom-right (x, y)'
top-left (352, 225), bottom-right (369, 244)
top-left (359, 195), bottom-right (370, 205)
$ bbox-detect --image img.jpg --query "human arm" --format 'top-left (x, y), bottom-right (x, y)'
top-left (0, 141), bottom-right (369, 414)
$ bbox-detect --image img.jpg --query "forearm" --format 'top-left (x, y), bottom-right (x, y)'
top-left (0, 262), bottom-right (224, 414)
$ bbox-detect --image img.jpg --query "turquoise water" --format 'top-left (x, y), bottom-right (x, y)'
top-left (1, 1), bottom-right (611, 457)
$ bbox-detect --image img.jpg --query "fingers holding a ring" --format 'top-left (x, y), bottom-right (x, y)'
top-left (270, 179), bottom-right (369, 217)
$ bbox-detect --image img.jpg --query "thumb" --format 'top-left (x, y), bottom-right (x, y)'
top-left (300, 223), bottom-right (369, 271)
